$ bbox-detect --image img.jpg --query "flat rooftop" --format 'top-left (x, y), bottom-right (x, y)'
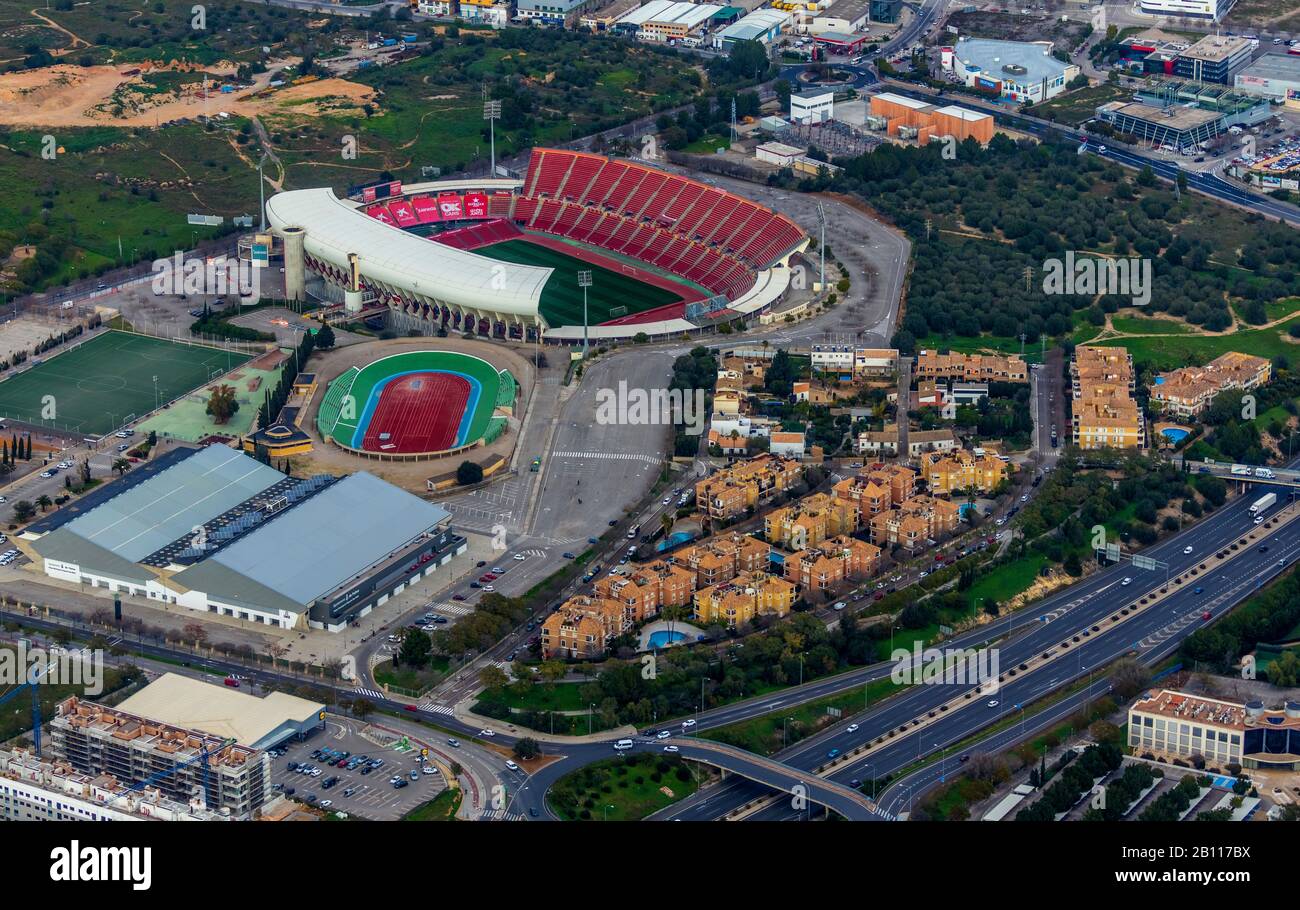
top-left (1101, 100), bottom-right (1221, 130)
top-left (1179, 34), bottom-right (1253, 64)
top-left (954, 37), bottom-right (1071, 84)
top-left (115, 673), bottom-right (325, 749)
top-left (1237, 53), bottom-right (1300, 82)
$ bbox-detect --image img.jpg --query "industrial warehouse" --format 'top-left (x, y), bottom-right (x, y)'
top-left (22, 445), bottom-right (464, 632)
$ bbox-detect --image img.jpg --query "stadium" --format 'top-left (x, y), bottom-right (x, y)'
top-left (264, 149), bottom-right (810, 343)
top-left (315, 349), bottom-right (517, 459)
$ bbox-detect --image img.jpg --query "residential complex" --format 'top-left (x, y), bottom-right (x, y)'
top-left (763, 492), bottom-right (858, 550)
top-left (782, 535), bottom-right (881, 591)
top-left (1071, 345), bottom-right (1145, 450)
top-left (1148, 351), bottom-right (1272, 419)
top-left (540, 594), bottom-right (627, 659)
top-left (1128, 690), bottom-right (1300, 772)
top-left (868, 495), bottom-right (961, 551)
top-left (675, 533), bottom-right (772, 587)
top-left (915, 350), bottom-right (1028, 383)
top-left (810, 344), bottom-right (901, 377)
top-left (694, 454), bottom-right (804, 525)
top-left (922, 448), bottom-right (1009, 495)
top-left (48, 695), bottom-right (276, 819)
top-left (693, 571), bottom-right (798, 627)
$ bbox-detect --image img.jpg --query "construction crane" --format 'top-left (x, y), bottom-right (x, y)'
top-left (0, 660), bottom-right (54, 756)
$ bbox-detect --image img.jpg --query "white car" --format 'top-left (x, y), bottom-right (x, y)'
top-left (422, 766), bottom-right (437, 775)
top-left (656, 730), bottom-right (671, 740)
top-left (482, 585), bottom-right (494, 593)
top-left (1121, 577), bottom-right (1133, 586)
top-left (39, 470), bottom-right (53, 478)
top-left (505, 760), bottom-right (520, 772)
top-left (319, 799), bottom-right (333, 808)
top-left (513, 553), bottom-right (526, 561)
top-left (987, 700), bottom-right (999, 709)
top-left (847, 723), bottom-right (859, 733)
top-left (1183, 546), bottom-right (1194, 555)
top-left (663, 745), bottom-right (680, 753)
top-left (681, 719), bottom-right (697, 728)
top-left (479, 729), bottom-right (496, 737)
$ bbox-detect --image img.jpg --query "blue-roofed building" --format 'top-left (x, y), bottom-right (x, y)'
top-left (26, 445), bottom-right (465, 632)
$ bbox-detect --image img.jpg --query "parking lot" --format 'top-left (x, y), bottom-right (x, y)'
top-left (271, 721), bottom-right (447, 820)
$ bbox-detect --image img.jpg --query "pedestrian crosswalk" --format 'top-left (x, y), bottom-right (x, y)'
top-left (418, 702), bottom-right (455, 716)
top-left (478, 808), bottom-right (524, 821)
top-left (430, 601), bottom-right (473, 617)
top-left (353, 687), bottom-right (384, 700)
top-left (552, 450), bottom-right (662, 466)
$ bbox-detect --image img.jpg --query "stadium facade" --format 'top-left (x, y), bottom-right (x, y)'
top-left (22, 445), bottom-right (464, 633)
top-left (266, 149), bottom-right (809, 343)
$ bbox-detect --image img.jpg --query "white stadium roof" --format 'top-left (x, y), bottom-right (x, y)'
top-left (265, 187), bottom-right (551, 320)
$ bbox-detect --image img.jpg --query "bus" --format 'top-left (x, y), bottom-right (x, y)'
top-left (530, 456), bottom-right (541, 472)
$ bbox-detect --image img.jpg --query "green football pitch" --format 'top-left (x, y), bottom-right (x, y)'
top-left (474, 238), bottom-right (686, 327)
top-left (0, 330), bottom-right (251, 437)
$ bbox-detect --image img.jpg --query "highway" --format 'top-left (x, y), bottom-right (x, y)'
top-left (642, 477), bottom-right (1300, 820)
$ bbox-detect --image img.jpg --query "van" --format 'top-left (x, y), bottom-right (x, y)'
top-left (614, 739), bottom-right (634, 751)
top-left (1254, 467), bottom-right (1274, 478)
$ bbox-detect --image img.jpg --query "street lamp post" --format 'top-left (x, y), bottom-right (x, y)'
top-left (578, 271), bottom-right (592, 359)
top-left (483, 98), bottom-right (502, 177)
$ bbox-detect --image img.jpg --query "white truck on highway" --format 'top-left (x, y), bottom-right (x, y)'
top-left (1250, 492), bottom-right (1276, 515)
top-left (1231, 464), bottom-right (1252, 476)
top-left (1255, 467), bottom-right (1275, 478)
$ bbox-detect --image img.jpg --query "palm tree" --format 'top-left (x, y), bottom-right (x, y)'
top-left (112, 458), bottom-right (131, 477)
top-left (35, 494), bottom-right (52, 513)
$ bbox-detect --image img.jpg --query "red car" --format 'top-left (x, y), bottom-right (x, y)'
top-left (1202, 611), bottom-right (1212, 621)
top-left (404, 704), bottom-right (419, 712)
top-left (223, 677), bottom-right (240, 688)
top-left (873, 591), bottom-right (884, 601)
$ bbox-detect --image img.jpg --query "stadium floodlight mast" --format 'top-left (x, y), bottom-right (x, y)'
top-left (257, 153), bottom-right (269, 232)
top-left (578, 270), bottom-right (593, 359)
top-left (815, 202), bottom-right (827, 295)
top-left (484, 99), bottom-right (502, 177)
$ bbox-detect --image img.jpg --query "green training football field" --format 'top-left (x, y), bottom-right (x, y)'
top-left (474, 238), bottom-right (685, 327)
top-left (0, 330), bottom-right (250, 436)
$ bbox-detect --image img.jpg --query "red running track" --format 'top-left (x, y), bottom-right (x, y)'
top-left (360, 372), bottom-right (470, 454)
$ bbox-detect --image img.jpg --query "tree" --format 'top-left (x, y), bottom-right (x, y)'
top-left (206, 383), bottom-right (240, 425)
top-left (457, 460), bottom-right (484, 486)
top-left (315, 322), bottom-right (336, 350)
top-left (35, 494), bottom-right (52, 513)
top-left (478, 665), bottom-right (509, 693)
top-left (513, 737), bottom-right (540, 760)
top-left (112, 458), bottom-right (131, 477)
top-left (398, 628), bottom-right (432, 668)
top-left (12, 500), bottom-right (35, 522)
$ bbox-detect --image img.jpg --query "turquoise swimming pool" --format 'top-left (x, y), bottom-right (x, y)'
top-left (1162, 427), bottom-right (1189, 443)
top-left (647, 630), bottom-right (686, 649)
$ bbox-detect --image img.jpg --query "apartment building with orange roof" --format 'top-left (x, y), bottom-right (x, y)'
top-left (1072, 345), bottom-right (1144, 449)
top-left (1148, 351), bottom-right (1271, 419)
top-left (694, 454), bottom-right (804, 525)
top-left (783, 535), bottom-right (881, 591)
top-left (915, 350), bottom-right (1028, 383)
top-left (923, 448), bottom-right (1009, 495)
top-left (540, 595), bottom-right (627, 660)
top-left (627, 559), bottom-right (697, 609)
top-left (673, 533), bottom-right (771, 588)
top-left (693, 571), bottom-right (798, 628)
top-left (763, 491), bottom-right (858, 550)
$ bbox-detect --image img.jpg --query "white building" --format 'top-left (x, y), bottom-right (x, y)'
top-left (1137, 0), bottom-right (1236, 21)
top-left (756, 141), bottom-right (807, 167)
top-left (615, 0), bottom-right (722, 41)
top-left (791, 90), bottom-right (835, 123)
top-left (714, 8), bottom-right (791, 49)
top-left (949, 37), bottom-right (1079, 104)
top-left (0, 749), bottom-right (228, 822)
top-left (810, 343), bottom-right (856, 372)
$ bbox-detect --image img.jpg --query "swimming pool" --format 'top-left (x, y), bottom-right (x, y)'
top-left (1161, 427), bottom-right (1189, 443)
top-left (647, 630), bottom-right (686, 649)
top-left (656, 531), bottom-right (696, 552)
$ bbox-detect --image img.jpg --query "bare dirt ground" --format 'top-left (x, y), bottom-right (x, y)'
top-left (288, 336), bottom-right (539, 494)
top-left (0, 63), bottom-right (378, 128)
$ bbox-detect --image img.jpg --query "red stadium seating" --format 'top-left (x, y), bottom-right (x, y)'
top-left (365, 150), bottom-right (800, 307)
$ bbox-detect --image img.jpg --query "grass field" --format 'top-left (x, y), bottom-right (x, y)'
top-left (0, 331), bottom-right (250, 436)
top-left (475, 238), bottom-right (685, 328)
top-left (547, 754), bottom-right (699, 821)
top-left (1090, 316), bottom-right (1300, 371)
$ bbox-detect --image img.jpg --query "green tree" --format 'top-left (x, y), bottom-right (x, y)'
top-left (457, 461), bottom-right (484, 485)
